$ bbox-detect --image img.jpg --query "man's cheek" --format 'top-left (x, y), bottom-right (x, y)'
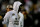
top-left (22, 12), bottom-right (25, 15)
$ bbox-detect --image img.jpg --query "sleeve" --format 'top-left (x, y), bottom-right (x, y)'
top-left (19, 12), bottom-right (24, 27)
top-left (2, 12), bottom-right (10, 24)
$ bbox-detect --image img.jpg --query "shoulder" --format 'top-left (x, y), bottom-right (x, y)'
top-left (19, 12), bottom-right (23, 15)
top-left (7, 10), bottom-right (14, 14)
top-left (8, 10), bottom-right (17, 14)
top-left (6, 11), bottom-right (11, 14)
top-left (19, 12), bottom-right (24, 17)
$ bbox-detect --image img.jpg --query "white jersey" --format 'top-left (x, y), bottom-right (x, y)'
top-left (19, 12), bottom-right (24, 27)
top-left (2, 10), bottom-right (24, 27)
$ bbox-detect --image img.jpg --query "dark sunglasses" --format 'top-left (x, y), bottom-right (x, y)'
top-left (9, 8), bottom-right (13, 9)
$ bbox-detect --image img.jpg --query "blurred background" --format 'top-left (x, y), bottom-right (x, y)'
top-left (0, 0), bottom-right (40, 27)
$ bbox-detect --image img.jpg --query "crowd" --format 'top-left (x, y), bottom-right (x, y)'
top-left (0, 0), bottom-right (40, 27)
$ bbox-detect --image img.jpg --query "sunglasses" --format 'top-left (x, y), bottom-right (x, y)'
top-left (9, 8), bottom-right (13, 9)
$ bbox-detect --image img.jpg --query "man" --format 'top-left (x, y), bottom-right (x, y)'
top-left (2, 1), bottom-right (24, 27)
top-left (2, 5), bottom-right (13, 27)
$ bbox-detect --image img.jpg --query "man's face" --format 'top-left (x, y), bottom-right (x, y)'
top-left (22, 11), bottom-right (26, 15)
top-left (6, 8), bottom-right (10, 12)
top-left (22, 11), bottom-right (25, 15)
top-left (6, 8), bottom-right (13, 12)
